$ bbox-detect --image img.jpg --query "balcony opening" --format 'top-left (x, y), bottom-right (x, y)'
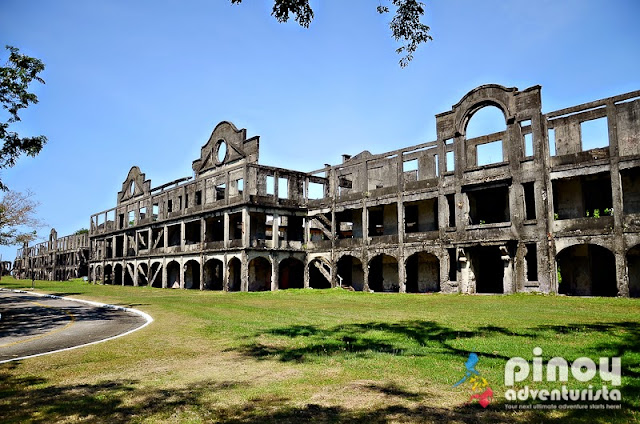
top-left (621, 167), bottom-right (640, 215)
top-left (185, 220), bottom-right (201, 244)
top-left (404, 198), bottom-right (438, 233)
top-left (367, 204), bottom-right (397, 237)
top-left (336, 209), bottom-right (362, 239)
top-left (167, 224), bottom-right (181, 247)
top-left (464, 182), bottom-right (510, 225)
top-left (205, 216), bottom-right (224, 242)
top-left (552, 173), bottom-right (612, 220)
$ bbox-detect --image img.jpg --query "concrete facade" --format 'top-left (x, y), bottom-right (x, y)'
top-left (14, 84), bottom-right (640, 296)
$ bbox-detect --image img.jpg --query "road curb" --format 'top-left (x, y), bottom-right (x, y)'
top-left (0, 288), bottom-right (153, 364)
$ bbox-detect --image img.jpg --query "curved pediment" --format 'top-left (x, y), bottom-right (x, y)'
top-left (192, 121), bottom-right (259, 177)
top-left (118, 166), bottom-right (151, 204)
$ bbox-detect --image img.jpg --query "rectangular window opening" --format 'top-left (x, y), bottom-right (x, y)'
top-left (580, 117), bottom-right (609, 151)
top-left (524, 133), bottom-right (534, 157)
top-left (448, 248), bottom-right (457, 281)
top-left (128, 211), bottom-right (135, 227)
top-left (526, 244), bottom-right (538, 281)
top-left (195, 190), bottom-right (202, 205)
top-left (152, 204), bottom-right (159, 221)
top-left (403, 159), bottom-right (418, 172)
top-left (548, 128), bottom-right (556, 156)
top-left (523, 182), bottom-right (536, 220)
top-left (446, 194), bottom-right (455, 227)
top-left (167, 199), bottom-right (173, 213)
top-left (266, 175), bottom-right (275, 195)
top-left (476, 140), bottom-right (504, 166)
top-left (278, 177), bottom-right (288, 199)
top-left (446, 151), bottom-right (455, 172)
top-left (308, 182), bottom-right (325, 200)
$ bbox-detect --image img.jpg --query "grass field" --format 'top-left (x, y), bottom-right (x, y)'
top-left (1, 277), bottom-right (639, 423)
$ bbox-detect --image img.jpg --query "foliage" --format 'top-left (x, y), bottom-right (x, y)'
top-left (74, 228), bottom-right (89, 235)
top-left (229, 0), bottom-right (432, 67)
top-left (0, 46), bottom-right (47, 191)
top-left (0, 189), bottom-right (44, 245)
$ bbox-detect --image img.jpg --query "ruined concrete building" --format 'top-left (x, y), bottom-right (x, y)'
top-left (13, 229), bottom-right (90, 281)
top-left (14, 85), bottom-right (640, 296)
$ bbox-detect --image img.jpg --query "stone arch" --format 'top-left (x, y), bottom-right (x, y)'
top-left (184, 259), bottom-right (201, 290)
top-left (104, 264), bottom-right (113, 285)
top-left (557, 244), bottom-right (617, 297)
top-left (95, 265), bottom-right (102, 283)
top-left (308, 257), bottom-right (331, 289)
top-left (248, 256), bottom-right (271, 291)
top-left (150, 262), bottom-right (162, 288)
top-left (203, 258), bottom-right (224, 290)
top-left (137, 263), bottom-right (149, 286)
top-left (278, 257), bottom-right (304, 289)
top-left (114, 263), bottom-right (123, 285)
top-left (124, 263), bottom-right (135, 286)
top-left (627, 244), bottom-right (640, 298)
top-left (368, 254), bottom-right (399, 292)
top-left (336, 255), bottom-right (364, 291)
top-left (166, 260), bottom-right (180, 288)
top-left (406, 251), bottom-right (440, 293)
top-left (464, 103), bottom-right (507, 138)
top-left (227, 257), bottom-right (241, 292)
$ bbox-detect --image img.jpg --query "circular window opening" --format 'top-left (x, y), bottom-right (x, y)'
top-left (130, 181), bottom-right (135, 195)
top-left (216, 140), bottom-right (227, 164)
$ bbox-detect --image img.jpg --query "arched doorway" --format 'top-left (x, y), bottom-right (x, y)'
top-left (166, 261), bottom-right (180, 288)
top-left (104, 264), bottom-right (112, 285)
top-left (184, 260), bottom-right (201, 290)
top-left (406, 252), bottom-right (440, 293)
top-left (337, 255), bottom-right (364, 291)
top-left (557, 244), bottom-right (617, 296)
top-left (309, 258), bottom-right (331, 289)
top-left (249, 257), bottom-right (271, 291)
top-left (203, 258), bottom-right (223, 290)
top-left (150, 262), bottom-right (162, 288)
top-left (368, 254), bottom-right (399, 292)
top-left (627, 244), bottom-right (640, 297)
top-left (228, 257), bottom-right (241, 292)
top-left (138, 263), bottom-right (149, 286)
top-left (279, 258), bottom-right (304, 289)
top-left (114, 263), bottom-right (123, 285)
top-left (124, 263), bottom-right (134, 286)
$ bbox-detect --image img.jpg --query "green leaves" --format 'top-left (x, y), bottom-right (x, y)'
top-left (231, 1), bottom-right (432, 67)
top-left (0, 45), bottom-right (47, 190)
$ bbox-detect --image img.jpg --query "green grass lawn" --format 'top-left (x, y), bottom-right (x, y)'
top-left (1, 277), bottom-right (639, 423)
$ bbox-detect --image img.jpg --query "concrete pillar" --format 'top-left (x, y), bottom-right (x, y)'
top-left (241, 251), bottom-right (249, 292)
top-left (272, 213), bottom-right (279, 249)
top-left (162, 258), bottom-right (167, 288)
top-left (224, 212), bottom-right (230, 248)
top-left (133, 261), bottom-right (139, 286)
top-left (271, 254), bottom-right (278, 291)
top-left (180, 221), bottom-right (186, 250)
top-left (501, 245), bottom-right (514, 294)
top-left (363, 257), bottom-right (370, 292)
top-left (303, 258), bottom-right (310, 288)
top-left (242, 208), bottom-right (250, 248)
top-left (398, 254), bottom-right (406, 293)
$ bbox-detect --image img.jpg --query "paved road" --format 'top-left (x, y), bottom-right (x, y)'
top-left (0, 291), bottom-right (149, 362)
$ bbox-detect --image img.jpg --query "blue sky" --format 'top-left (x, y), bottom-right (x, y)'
top-left (1, 0), bottom-right (639, 260)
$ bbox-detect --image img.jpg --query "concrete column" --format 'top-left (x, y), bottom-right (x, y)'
top-left (242, 208), bottom-right (250, 248)
top-left (180, 221), bottom-right (186, 250)
top-left (272, 213), bottom-right (279, 249)
top-left (179, 258), bottom-right (184, 289)
top-left (303, 258), bottom-right (310, 288)
top-left (500, 245), bottom-right (514, 294)
top-left (271, 254), bottom-right (278, 291)
top-left (133, 261), bottom-right (139, 286)
top-left (398, 255), bottom-right (406, 293)
top-left (162, 258), bottom-right (167, 288)
top-left (224, 212), bottom-right (230, 248)
top-left (163, 225), bottom-right (168, 251)
top-left (241, 251), bottom-right (249, 292)
top-left (363, 257), bottom-right (370, 292)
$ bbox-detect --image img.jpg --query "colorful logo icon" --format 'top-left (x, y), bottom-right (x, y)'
top-left (453, 352), bottom-right (494, 408)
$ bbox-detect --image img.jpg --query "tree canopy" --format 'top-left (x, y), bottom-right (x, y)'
top-left (0, 45), bottom-right (47, 191)
top-left (230, 0), bottom-right (432, 67)
top-left (0, 189), bottom-right (43, 246)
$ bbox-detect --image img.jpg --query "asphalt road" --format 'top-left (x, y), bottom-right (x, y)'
top-left (0, 291), bottom-right (149, 363)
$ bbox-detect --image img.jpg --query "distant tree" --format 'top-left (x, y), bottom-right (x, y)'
top-left (229, 0), bottom-right (432, 67)
top-left (0, 189), bottom-right (44, 246)
top-left (0, 45), bottom-right (47, 191)
top-left (74, 228), bottom-right (89, 235)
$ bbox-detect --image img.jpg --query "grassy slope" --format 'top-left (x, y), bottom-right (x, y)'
top-left (0, 277), bottom-right (639, 423)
